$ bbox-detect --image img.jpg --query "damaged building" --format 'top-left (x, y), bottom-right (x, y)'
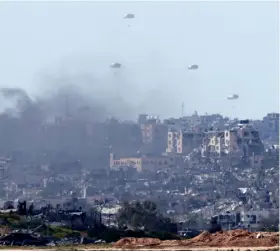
top-left (201, 120), bottom-right (264, 167)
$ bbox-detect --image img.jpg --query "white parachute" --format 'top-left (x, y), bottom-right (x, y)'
top-left (188, 64), bottom-right (198, 70)
top-left (124, 13), bottom-right (135, 19)
top-left (110, 62), bottom-right (122, 69)
top-left (227, 94), bottom-right (239, 100)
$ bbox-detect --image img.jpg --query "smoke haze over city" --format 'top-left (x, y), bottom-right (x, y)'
top-left (0, 1), bottom-right (278, 120)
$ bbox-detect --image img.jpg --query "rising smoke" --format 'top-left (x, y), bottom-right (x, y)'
top-left (0, 73), bottom-right (137, 123)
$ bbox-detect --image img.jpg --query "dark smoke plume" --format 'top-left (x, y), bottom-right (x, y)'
top-left (0, 75), bottom-right (136, 123)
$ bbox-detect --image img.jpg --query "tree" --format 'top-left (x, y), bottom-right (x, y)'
top-left (209, 217), bottom-right (222, 233)
top-left (87, 207), bottom-right (102, 228)
top-left (28, 203), bottom-right (34, 216)
top-left (17, 200), bottom-right (27, 215)
top-left (117, 200), bottom-right (177, 233)
top-left (93, 198), bottom-right (108, 226)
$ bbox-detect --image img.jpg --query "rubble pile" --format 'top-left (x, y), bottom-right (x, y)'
top-left (114, 230), bottom-right (279, 248)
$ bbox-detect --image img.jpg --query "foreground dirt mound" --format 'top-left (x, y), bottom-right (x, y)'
top-left (180, 229), bottom-right (279, 247)
top-left (114, 237), bottom-right (161, 247)
top-left (191, 231), bottom-right (212, 242)
top-left (114, 230), bottom-right (279, 248)
top-left (159, 239), bottom-right (182, 246)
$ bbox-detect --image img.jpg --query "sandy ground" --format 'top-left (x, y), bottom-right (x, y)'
top-left (2, 247), bottom-right (279, 251)
top-left (2, 230), bottom-right (279, 250)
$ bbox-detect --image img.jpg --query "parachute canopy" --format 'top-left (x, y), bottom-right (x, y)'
top-left (110, 62), bottom-right (122, 68)
top-left (124, 13), bottom-right (135, 19)
top-left (227, 94), bottom-right (239, 100)
top-left (188, 64), bottom-right (198, 70)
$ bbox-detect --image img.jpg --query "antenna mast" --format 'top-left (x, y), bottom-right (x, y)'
top-left (181, 102), bottom-right (185, 117)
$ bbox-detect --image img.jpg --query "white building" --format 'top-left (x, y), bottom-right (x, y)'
top-left (239, 209), bottom-right (273, 230)
top-left (213, 209), bottom-right (277, 231)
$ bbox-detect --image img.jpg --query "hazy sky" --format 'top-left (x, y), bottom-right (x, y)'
top-left (0, 1), bottom-right (278, 120)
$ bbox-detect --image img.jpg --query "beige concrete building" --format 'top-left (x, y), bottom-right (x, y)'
top-left (177, 131), bottom-right (204, 154)
top-left (109, 153), bottom-right (177, 172)
top-left (167, 130), bottom-right (204, 155)
top-left (201, 120), bottom-right (264, 167)
top-left (167, 130), bottom-right (179, 153)
top-left (140, 116), bottom-right (168, 153)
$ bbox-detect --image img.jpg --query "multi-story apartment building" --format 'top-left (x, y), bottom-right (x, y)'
top-left (139, 115), bottom-right (168, 154)
top-left (167, 129), bottom-right (204, 155)
top-left (109, 153), bottom-right (177, 172)
top-left (167, 129), bottom-right (179, 153)
top-left (239, 209), bottom-right (277, 231)
top-left (263, 113), bottom-right (279, 133)
top-left (202, 129), bottom-right (226, 158)
top-left (177, 131), bottom-right (204, 154)
top-left (140, 115), bottom-right (159, 144)
top-left (212, 208), bottom-right (277, 231)
top-left (201, 120), bottom-right (264, 167)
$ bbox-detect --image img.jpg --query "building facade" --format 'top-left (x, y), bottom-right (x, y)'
top-left (109, 153), bottom-right (177, 172)
top-left (139, 115), bottom-right (168, 154)
top-left (167, 129), bottom-right (204, 155)
top-left (201, 120), bottom-right (264, 167)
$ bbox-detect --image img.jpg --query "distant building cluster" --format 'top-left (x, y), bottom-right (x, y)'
top-left (109, 113), bottom-right (277, 172)
top-left (0, 110), bottom-right (278, 236)
top-left (110, 153), bottom-right (177, 172)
